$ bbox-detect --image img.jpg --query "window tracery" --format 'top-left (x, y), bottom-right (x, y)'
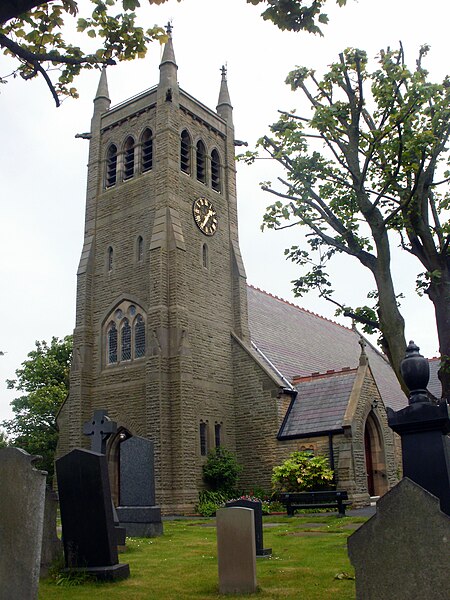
top-left (105, 300), bottom-right (146, 366)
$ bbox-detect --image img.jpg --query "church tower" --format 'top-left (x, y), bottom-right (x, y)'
top-left (56, 30), bottom-right (271, 512)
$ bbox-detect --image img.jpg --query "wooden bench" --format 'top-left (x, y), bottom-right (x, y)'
top-left (277, 490), bottom-right (351, 517)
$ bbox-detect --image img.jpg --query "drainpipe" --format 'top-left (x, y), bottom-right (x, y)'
top-left (328, 432), bottom-right (335, 472)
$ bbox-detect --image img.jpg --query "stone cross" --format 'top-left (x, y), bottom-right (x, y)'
top-left (83, 409), bottom-right (117, 454)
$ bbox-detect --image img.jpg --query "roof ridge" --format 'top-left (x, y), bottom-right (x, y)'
top-left (247, 284), bottom-right (352, 331)
top-left (292, 366), bottom-right (358, 383)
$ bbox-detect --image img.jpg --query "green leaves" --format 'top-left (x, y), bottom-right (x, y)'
top-left (247, 1), bottom-right (348, 36)
top-left (272, 451), bottom-right (334, 493)
top-left (202, 447), bottom-right (243, 494)
top-left (2, 336), bottom-right (72, 481)
top-left (1, 0), bottom-right (168, 105)
top-left (257, 44), bottom-right (450, 396)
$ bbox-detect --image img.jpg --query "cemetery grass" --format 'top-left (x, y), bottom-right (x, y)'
top-left (39, 515), bottom-right (361, 599)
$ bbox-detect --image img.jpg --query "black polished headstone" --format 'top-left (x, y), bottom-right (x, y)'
top-left (56, 448), bottom-right (129, 580)
top-left (116, 436), bottom-right (163, 537)
top-left (225, 499), bottom-right (271, 557)
top-left (82, 409), bottom-right (126, 545)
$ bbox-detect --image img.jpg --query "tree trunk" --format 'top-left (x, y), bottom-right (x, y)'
top-left (372, 263), bottom-right (408, 394)
top-left (428, 269), bottom-right (450, 403)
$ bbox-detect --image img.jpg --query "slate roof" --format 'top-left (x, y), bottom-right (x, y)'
top-left (427, 358), bottom-right (441, 400)
top-left (280, 369), bottom-right (358, 437)
top-left (246, 285), bottom-right (408, 412)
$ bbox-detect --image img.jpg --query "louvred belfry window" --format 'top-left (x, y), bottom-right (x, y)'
top-left (106, 144), bottom-right (118, 187)
top-left (123, 137), bottom-right (135, 180)
top-left (211, 149), bottom-right (221, 192)
top-left (180, 130), bottom-right (191, 174)
top-left (141, 129), bottom-right (153, 172)
top-left (196, 140), bottom-right (206, 183)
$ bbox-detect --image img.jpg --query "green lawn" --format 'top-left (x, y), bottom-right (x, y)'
top-left (39, 515), bottom-right (361, 599)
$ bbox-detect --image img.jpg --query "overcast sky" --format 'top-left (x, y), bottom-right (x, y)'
top-left (0, 0), bottom-right (448, 422)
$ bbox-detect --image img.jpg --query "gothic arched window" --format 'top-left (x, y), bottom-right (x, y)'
top-left (121, 318), bottom-right (132, 361)
top-left (123, 136), bottom-right (135, 180)
top-left (211, 149), bottom-right (221, 192)
top-left (137, 235), bottom-right (144, 262)
top-left (196, 140), bottom-right (206, 183)
top-left (141, 128), bottom-right (153, 172)
top-left (107, 321), bottom-right (118, 364)
top-left (180, 130), bottom-right (191, 174)
top-left (134, 314), bottom-right (145, 358)
top-left (106, 144), bottom-right (118, 187)
top-left (104, 301), bottom-right (146, 366)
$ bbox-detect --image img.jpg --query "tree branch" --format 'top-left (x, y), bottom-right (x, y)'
top-left (0, 32), bottom-right (115, 68)
top-left (322, 294), bottom-right (381, 329)
top-left (0, 0), bottom-right (53, 25)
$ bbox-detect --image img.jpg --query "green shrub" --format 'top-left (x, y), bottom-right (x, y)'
top-left (202, 447), bottom-right (242, 494)
top-left (195, 490), bottom-right (228, 517)
top-left (272, 451), bottom-right (334, 493)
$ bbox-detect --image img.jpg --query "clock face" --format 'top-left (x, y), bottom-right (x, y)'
top-left (193, 197), bottom-right (218, 236)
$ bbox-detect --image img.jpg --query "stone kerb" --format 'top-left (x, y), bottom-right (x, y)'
top-left (216, 507), bottom-right (257, 595)
top-left (0, 447), bottom-right (47, 600)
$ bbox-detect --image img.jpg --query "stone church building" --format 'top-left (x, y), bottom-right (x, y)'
top-left (57, 33), bottom-right (406, 513)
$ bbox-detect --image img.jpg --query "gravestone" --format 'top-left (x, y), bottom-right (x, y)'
top-left (40, 486), bottom-right (63, 577)
top-left (82, 408), bottom-right (117, 453)
top-left (387, 341), bottom-right (450, 515)
top-left (348, 478), bottom-right (450, 600)
top-left (83, 409), bottom-right (126, 545)
top-left (0, 448), bottom-right (46, 600)
top-left (216, 507), bottom-right (257, 594)
top-left (116, 436), bottom-right (163, 537)
top-left (56, 448), bottom-right (129, 581)
top-left (225, 498), bottom-right (271, 557)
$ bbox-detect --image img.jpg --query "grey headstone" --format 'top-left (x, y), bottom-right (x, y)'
top-left (0, 448), bottom-right (46, 600)
top-left (56, 448), bottom-right (129, 581)
top-left (40, 486), bottom-right (63, 577)
top-left (116, 436), bottom-right (163, 537)
top-left (348, 478), bottom-right (450, 600)
top-left (225, 498), bottom-right (271, 557)
top-left (216, 507), bottom-right (257, 594)
top-left (120, 436), bottom-right (155, 505)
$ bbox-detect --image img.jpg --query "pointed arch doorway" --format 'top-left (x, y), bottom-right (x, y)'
top-left (364, 412), bottom-right (388, 497)
top-left (108, 427), bottom-right (132, 505)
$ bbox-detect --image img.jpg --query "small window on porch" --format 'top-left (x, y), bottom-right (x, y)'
top-left (214, 423), bottom-right (221, 448)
